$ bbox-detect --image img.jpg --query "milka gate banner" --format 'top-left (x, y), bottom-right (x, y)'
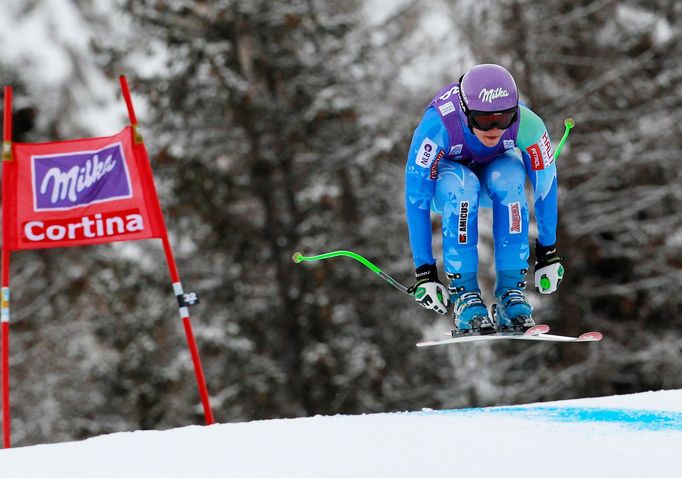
top-left (4, 127), bottom-right (165, 250)
top-left (1, 77), bottom-right (214, 449)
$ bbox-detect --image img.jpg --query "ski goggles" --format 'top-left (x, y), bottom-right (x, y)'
top-left (467, 107), bottom-right (518, 131)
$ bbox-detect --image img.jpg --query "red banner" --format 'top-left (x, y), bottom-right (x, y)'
top-left (2, 127), bottom-right (166, 250)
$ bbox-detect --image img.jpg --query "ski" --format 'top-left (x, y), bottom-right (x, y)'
top-left (417, 325), bottom-right (602, 347)
top-left (419, 324), bottom-right (548, 346)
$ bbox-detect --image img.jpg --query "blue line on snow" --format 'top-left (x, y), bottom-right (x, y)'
top-left (421, 407), bottom-right (682, 431)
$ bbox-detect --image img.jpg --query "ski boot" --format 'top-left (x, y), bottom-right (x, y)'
top-left (492, 269), bottom-right (535, 333)
top-left (446, 272), bottom-right (495, 336)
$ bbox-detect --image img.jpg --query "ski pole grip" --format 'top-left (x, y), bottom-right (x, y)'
top-left (553, 117), bottom-right (574, 161)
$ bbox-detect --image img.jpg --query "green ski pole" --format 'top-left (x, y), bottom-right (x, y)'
top-left (292, 250), bottom-right (412, 295)
top-left (554, 117), bottom-right (574, 161)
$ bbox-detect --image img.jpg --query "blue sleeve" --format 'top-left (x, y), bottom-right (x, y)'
top-left (405, 107), bottom-right (450, 268)
top-left (527, 163), bottom-right (558, 247)
top-left (516, 105), bottom-right (558, 247)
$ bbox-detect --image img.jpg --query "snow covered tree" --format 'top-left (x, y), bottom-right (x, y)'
top-left (4, 0), bottom-right (466, 446)
top-left (0, 2), bottom-right (191, 445)
top-left (7, 0), bottom-right (680, 447)
top-left (449, 0), bottom-right (682, 403)
top-left (105, 0), bottom-right (459, 425)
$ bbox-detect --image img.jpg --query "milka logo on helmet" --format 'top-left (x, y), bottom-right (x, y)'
top-left (478, 87), bottom-right (510, 104)
top-left (32, 142), bottom-right (132, 211)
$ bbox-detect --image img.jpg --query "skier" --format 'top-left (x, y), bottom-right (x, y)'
top-left (406, 64), bottom-right (565, 335)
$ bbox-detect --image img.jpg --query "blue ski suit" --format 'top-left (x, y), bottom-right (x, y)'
top-left (405, 83), bottom-right (558, 277)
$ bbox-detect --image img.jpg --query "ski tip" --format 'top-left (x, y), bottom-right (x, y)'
top-left (577, 331), bottom-right (603, 342)
top-left (526, 324), bottom-right (550, 335)
top-left (416, 341), bottom-right (436, 348)
top-left (292, 252), bottom-right (303, 263)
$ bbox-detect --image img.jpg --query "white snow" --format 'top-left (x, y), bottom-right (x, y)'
top-left (1, 389), bottom-right (681, 477)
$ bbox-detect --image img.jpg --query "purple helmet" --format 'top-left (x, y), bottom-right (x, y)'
top-left (459, 64), bottom-right (518, 113)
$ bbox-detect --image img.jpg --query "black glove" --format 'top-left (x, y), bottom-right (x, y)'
top-left (534, 241), bottom-right (565, 294)
top-left (409, 263), bottom-right (450, 315)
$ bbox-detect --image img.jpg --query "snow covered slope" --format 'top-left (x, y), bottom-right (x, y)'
top-left (1, 390), bottom-right (681, 477)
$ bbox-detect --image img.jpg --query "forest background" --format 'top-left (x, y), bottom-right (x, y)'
top-left (0, 0), bottom-right (680, 446)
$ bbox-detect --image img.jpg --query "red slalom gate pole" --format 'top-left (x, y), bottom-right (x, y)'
top-left (119, 75), bottom-right (214, 425)
top-left (167, 238), bottom-right (215, 425)
top-left (2, 85), bottom-right (14, 448)
top-left (1, 322), bottom-right (7, 449)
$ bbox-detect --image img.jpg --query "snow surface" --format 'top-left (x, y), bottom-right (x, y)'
top-left (1, 390), bottom-right (681, 477)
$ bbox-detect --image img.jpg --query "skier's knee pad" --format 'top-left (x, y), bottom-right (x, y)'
top-left (484, 151), bottom-right (526, 203)
top-left (433, 162), bottom-right (480, 213)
